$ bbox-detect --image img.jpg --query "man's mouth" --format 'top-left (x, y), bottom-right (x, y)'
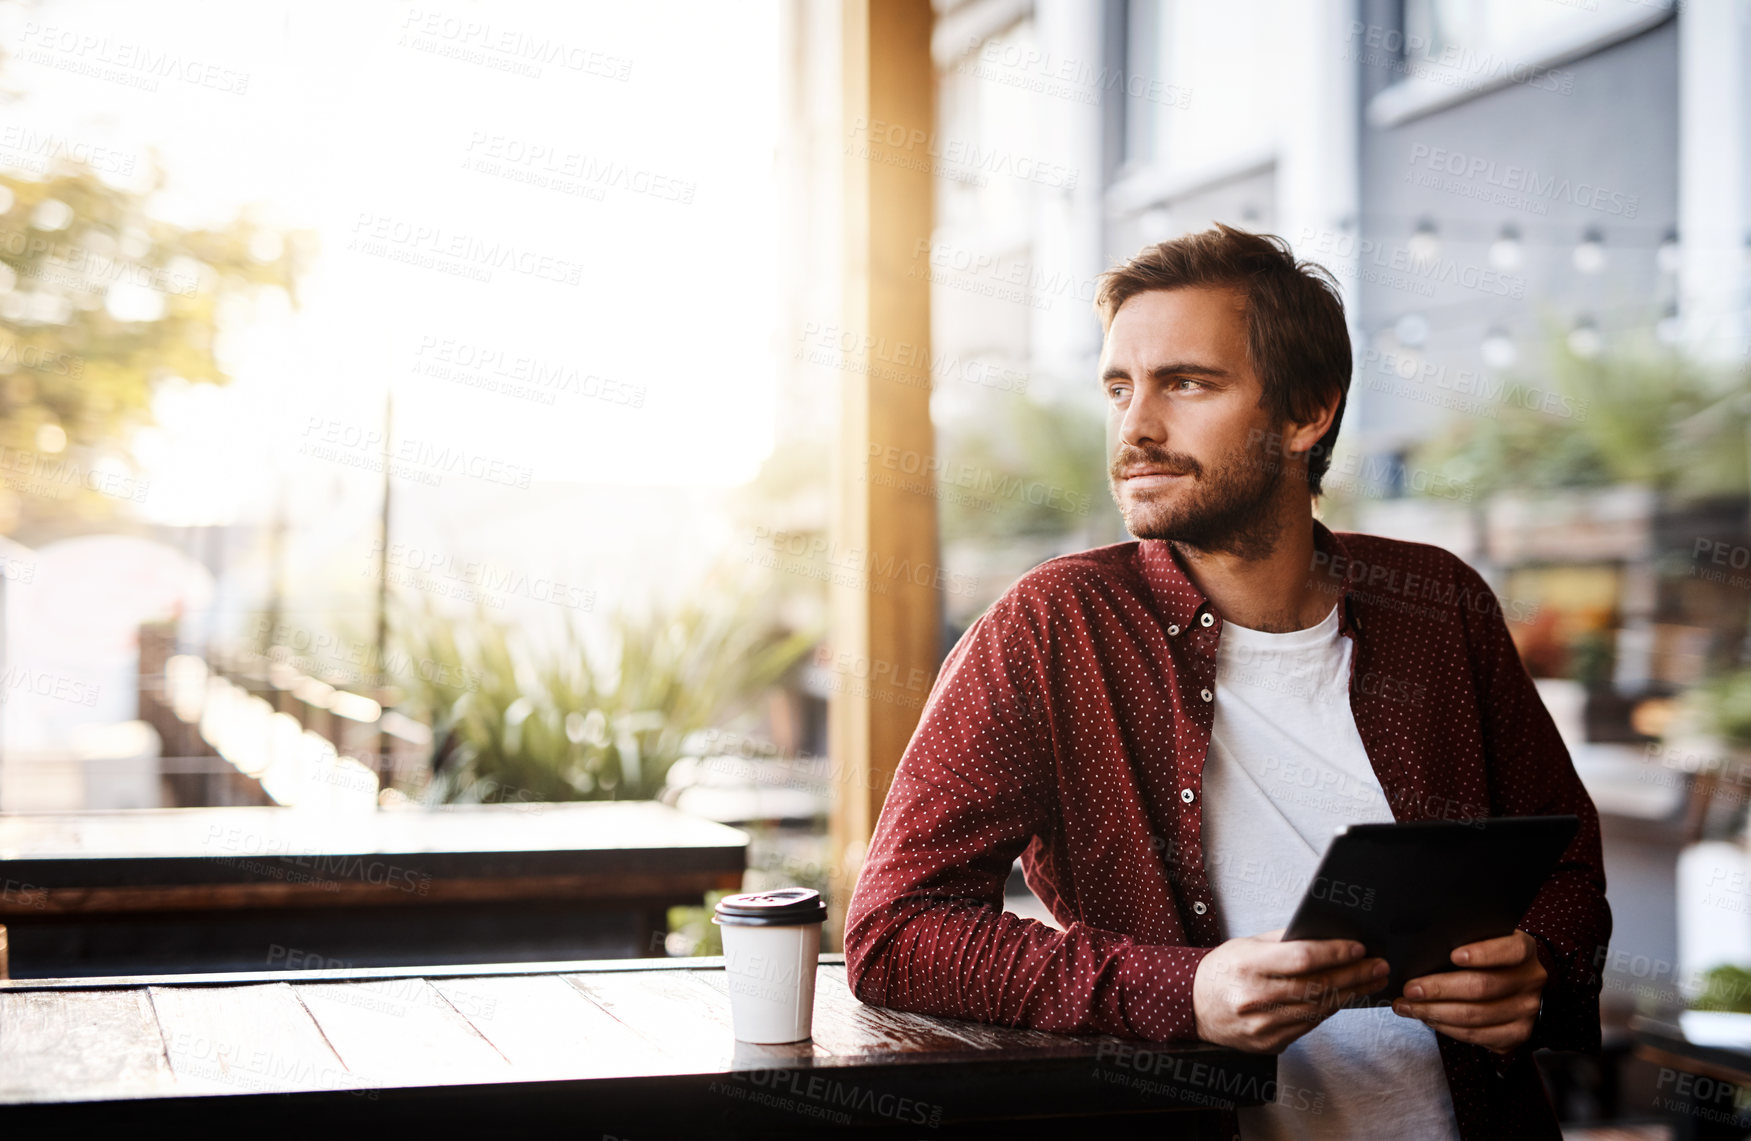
top-left (1119, 469), bottom-right (1190, 490)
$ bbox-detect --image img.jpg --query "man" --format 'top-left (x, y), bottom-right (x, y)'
top-left (843, 223), bottom-right (1609, 1139)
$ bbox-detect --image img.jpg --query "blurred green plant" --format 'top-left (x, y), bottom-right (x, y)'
top-left (0, 160), bottom-right (304, 537)
top-left (391, 568), bottom-right (820, 803)
top-left (1692, 667), bottom-right (1751, 750)
top-left (936, 394), bottom-right (1114, 541)
top-left (1693, 964), bottom-right (1751, 1013)
top-left (668, 889), bottom-right (731, 958)
top-left (1569, 629), bottom-right (1616, 692)
top-left (1412, 331), bottom-right (1748, 502)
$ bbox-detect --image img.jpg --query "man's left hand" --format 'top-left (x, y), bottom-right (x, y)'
top-left (1392, 930), bottom-right (1545, 1054)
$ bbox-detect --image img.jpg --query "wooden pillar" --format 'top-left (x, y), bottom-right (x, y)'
top-left (826, 0), bottom-right (940, 951)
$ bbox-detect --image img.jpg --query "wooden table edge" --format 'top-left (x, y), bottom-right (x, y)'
top-left (0, 953), bottom-right (846, 991)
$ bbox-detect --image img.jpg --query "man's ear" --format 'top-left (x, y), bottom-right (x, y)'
top-left (1283, 391), bottom-right (1342, 458)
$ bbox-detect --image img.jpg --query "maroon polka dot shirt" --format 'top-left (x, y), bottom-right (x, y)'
top-left (844, 522), bottom-right (1610, 1140)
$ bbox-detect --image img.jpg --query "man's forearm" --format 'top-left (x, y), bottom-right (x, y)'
top-left (846, 895), bottom-right (1214, 1042)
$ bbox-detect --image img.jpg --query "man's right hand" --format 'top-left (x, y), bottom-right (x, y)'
top-left (1191, 928), bottom-right (1390, 1053)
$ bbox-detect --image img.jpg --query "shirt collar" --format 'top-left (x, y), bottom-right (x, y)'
top-left (1135, 519), bottom-right (1364, 639)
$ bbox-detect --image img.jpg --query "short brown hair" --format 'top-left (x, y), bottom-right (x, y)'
top-left (1095, 223), bottom-right (1351, 496)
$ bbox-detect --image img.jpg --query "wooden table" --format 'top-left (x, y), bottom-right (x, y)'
top-left (0, 803), bottom-right (747, 977)
top-left (1630, 1014), bottom-right (1751, 1137)
top-left (0, 953), bottom-right (1274, 1138)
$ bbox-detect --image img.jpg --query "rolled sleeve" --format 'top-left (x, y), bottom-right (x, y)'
top-left (843, 597), bottom-right (1212, 1041)
top-left (1458, 563), bottom-right (1612, 1055)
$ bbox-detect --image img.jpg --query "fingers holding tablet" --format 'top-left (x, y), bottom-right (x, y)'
top-left (1192, 929), bottom-right (1392, 1054)
top-left (1391, 929), bottom-right (1547, 1053)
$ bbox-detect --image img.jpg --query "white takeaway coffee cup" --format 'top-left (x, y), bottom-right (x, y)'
top-left (712, 888), bottom-right (828, 1043)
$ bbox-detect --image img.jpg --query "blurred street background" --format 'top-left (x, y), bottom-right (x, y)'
top-left (0, 1), bottom-right (1748, 1132)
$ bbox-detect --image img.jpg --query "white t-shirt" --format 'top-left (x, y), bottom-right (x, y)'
top-left (1201, 604), bottom-right (1461, 1141)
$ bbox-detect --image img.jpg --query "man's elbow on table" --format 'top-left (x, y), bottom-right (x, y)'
top-left (840, 894), bottom-right (893, 1007)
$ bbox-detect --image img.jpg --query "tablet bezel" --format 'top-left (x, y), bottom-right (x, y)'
top-left (1277, 814), bottom-right (1581, 1006)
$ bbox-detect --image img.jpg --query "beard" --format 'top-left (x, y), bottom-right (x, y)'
top-left (1107, 437), bottom-right (1288, 559)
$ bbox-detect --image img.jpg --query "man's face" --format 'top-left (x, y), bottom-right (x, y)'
top-left (1099, 287), bottom-right (1288, 553)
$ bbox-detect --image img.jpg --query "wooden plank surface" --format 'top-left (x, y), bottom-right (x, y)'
top-left (429, 974), bottom-right (673, 1080)
top-left (291, 978), bottom-right (511, 1087)
top-left (814, 965), bottom-right (1091, 1051)
top-left (0, 958), bottom-right (1277, 1130)
top-left (148, 982), bottom-right (358, 1094)
top-left (0, 869), bottom-right (744, 916)
top-left (0, 802), bottom-right (749, 859)
top-left (0, 952), bottom-right (784, 991)
top-left (565, 967), bottom-right (825, 1072)
top-left (796, 964), bottom-right (999, 1056)
top-left (0, 988), bottom-right (175, 1101)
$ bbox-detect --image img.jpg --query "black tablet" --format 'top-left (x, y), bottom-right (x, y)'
top-left (1279, 815), bottom-right (1580, 1005)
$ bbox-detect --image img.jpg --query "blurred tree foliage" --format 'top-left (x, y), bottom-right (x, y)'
top-left (935, 394), bottom-right (1111, 541)
top-left (0, 160), bottom-right (302, 536)
top-left (389, 565), bottom-right (820, 803)
top-left (1694, 667), bottom-right (1751, 750)
top-left (1411, 333), bottom-right (1749, 502)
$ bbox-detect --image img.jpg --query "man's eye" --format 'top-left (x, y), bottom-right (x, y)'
top-left (1173, 378), bottom-right (1204, 392)
top-left (1107, 384), bottom-right (1130, 400)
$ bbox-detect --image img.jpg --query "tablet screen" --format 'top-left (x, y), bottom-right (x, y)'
top-left (1279, 815), bottom-right (1580, 1005)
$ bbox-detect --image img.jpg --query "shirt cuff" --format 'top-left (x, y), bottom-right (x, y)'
top-left (1491, 933), bottom-right (1557, 1075)
top-left (1118, 942), bottom-right (1218, 1042)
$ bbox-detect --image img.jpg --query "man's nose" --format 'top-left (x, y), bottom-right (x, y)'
top-left (1118, 391), bottom-right (1165, 449)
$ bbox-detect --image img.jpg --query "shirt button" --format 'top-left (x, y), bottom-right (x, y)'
top-left (1167, 624), bottom-right (1180, 636)
top-left (1200, 612), bottom-right (1215, 628)
top-left (1181, 787), bottom-right (1195, 804)
top-left (1200, 688), bottom-right (1213, 702)
top-left (1193, 901), bottom-right (1208, 915)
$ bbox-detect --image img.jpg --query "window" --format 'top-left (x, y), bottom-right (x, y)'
top-left (1123, 0), bottom-right (1277, 174)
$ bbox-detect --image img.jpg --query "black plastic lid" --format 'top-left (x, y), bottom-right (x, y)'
top-left (712, 887), bottom-right (828, 927)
